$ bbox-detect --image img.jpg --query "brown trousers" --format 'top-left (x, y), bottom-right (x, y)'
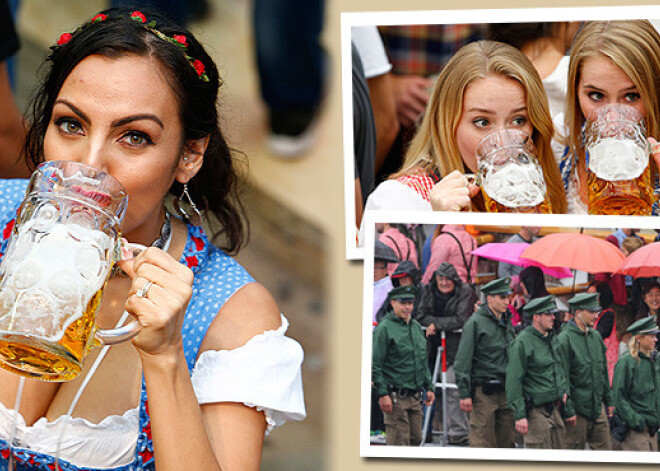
top-left (524, 405), bottom-right (566, 449)
top-left (469, 386), bottom-right (515, 448)
top-left (383, 392), bottom-right (423, 446)
top-left (622, 429), bottom-right (659, 452)
top-left (565, 406), bottom-right (612, 450)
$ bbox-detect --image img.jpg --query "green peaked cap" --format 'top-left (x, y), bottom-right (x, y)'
top-left (568, 292), bottom-right (601, 311)
top-left (522, 295), bottom-right (557, 316)
top-left (388, 285), bottom-right (418, 301)
top-left (627, 316), bottom-right (660, 335)
top-left (481, 277), bottom-right (512, 295)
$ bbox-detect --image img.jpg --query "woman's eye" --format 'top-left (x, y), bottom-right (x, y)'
top-left (473, 118), bottom-right (489, 128)
top-left (120, 132), bottom-right (153, 147)
top-left (511, 116), bottom-right (527, 127)
top-left (55, 118), bottom-right (83, 135)
top-left (624, 92), bottom-right (641, 103)
top-left (588, 91), bottom-right (604, 102)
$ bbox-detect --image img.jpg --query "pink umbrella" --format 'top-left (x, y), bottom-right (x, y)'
top-left (615, 242), bottom-right (660, 278)
top-left (471, 242), bottom-right (573, 279)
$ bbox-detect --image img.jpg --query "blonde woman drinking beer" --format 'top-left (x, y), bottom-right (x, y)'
top-left (562, 20), bottom-right (660, 215)
top-left (361, 40), bottom-right (567, 229)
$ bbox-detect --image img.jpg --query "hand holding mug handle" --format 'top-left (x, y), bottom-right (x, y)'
top-left (94, 240), bottom-right (146, 345)
top-left (649, 137), bottom-right (660, 171)
top-left (429, 170), bottom-right (480, 212)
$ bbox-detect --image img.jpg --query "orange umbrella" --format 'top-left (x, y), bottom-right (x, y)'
top-left (615, 242), bottom-right (660, 278)
top-left (520, 232), bottom-right (626, 274)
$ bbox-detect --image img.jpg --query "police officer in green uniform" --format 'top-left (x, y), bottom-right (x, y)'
top-left (557, 292), bottom-right (613, 450)
top-left (454, 277), bottom-right (515, 447)
top-left (506, 295), bottom-right (568, 449)
top-left (612, 316), bottom-right (660, 451)
top-left (372, 285), bottom-right (436, 446)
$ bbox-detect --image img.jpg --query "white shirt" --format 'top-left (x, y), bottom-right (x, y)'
top-left (0, 315), bottom-right (305, 468)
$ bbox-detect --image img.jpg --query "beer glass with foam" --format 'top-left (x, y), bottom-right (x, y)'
top-left (584, 104), bottom-right (653, 215)
top-left (476, 129), bottom-right (552, 213)
top-left (0, 161), bottom-right (142, 381)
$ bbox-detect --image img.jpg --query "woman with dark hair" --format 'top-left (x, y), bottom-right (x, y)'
top-left (588, 281), bottom-right (618, 384)
top-left (635, 281), bottom-right (660, 350)
top-left (0, 8), bottom-right (304, 470)
top-left (512, 266), bottom-right (549, 334)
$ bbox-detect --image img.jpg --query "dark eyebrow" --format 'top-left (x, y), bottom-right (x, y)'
top-left (113, 114), bottom-right (164, 129)
top-left (54, 99), bottom-right (90, 124)
top-left (53, 99), bottom-right (164, 129)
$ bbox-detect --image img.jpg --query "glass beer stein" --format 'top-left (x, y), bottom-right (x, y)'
top-left (476, 129), bottom-right (552, 213)
top-left (0, 161), bottom-right (142, 382)
top-left (584, 104), bottom-right (653, 215)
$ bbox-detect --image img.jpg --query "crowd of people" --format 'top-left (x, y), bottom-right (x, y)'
top-left (371, 224), bottom-right (660, 451)
top-left (353, 19), bottom-right (660, 241)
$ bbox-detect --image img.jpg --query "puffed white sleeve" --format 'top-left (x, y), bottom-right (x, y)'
top-left (191, 314), bottom-right (306, 434)
top-left (358, 180), bottom-right (431, 246)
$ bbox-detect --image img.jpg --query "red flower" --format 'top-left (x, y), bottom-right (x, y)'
top-left (139, 448), bottom-right (154, 463)
top-left (57, 32), bottom-right (72, 46)
top-left (173, 34), bottom-right (187, 47)
top-left (3, 219), bottom-right (15, 240)
top-left (192, 235), bottom-right (204, 251)
top-left (130, 11), bottom-right (147, 23)
top-left (192, 60), bottom-right (205, 77)
top-left (185, 256), bottom-right (199, 268)
top-left (91, 13), bottom-right (107, 23)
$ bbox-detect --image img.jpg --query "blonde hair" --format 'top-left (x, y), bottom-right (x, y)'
top-left (628, 334), bottom-right (641, 361)
top-left (622, 236), bottom-right (644, 255)
top-left (566, 21), bottom-right (660, 174)
top-left (395, 40), bottom-right (567, 214)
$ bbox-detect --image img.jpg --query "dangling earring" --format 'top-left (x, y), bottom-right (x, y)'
top-left (176, 182), bottom-right (203, 225)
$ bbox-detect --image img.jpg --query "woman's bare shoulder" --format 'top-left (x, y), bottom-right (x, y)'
top-left (198, 282), bottom-right (282, 353)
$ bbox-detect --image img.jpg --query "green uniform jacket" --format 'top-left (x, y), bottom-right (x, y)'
top-left (612, 351), bottom-right (660, 432)
top-left (372, 313), bottom-right (434, 398)
top-left (557, 321), bottom-right (612, 420)
top-left (453, 304), bottom-right (515, 399)
top-left (506, 326), bottom-right (568, 420)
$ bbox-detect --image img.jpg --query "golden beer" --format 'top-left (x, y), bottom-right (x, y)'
top-left (482, 190), bottom-right (553, 214)
top-left (0, 286), bottom-right (105, 382)
top-left (587, 167), bottom-right (653, 216)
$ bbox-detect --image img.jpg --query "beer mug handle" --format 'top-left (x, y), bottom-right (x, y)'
top-left (95, 241), bottom-right (147, 346)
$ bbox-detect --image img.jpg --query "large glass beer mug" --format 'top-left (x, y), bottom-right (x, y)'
top-left (0, 161), bottom-right (141, 382)
top-left (585, 104), bottom-right (653, 215)
top-left (476, 129), bottom-right (552, 213)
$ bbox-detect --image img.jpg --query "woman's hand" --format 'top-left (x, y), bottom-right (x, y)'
top-left (429, 170), bottom-right (480, 211)
top-left (649, 137), bottom-right (660, 170)
top-left (118, 247), bottom-right (193, 357)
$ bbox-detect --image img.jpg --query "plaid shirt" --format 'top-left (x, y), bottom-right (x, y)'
top-left (378, 24), bottom-right (486, 77)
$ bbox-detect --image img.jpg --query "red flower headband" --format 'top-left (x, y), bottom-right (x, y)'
top-left (54, 11), bottom-right (209, 82)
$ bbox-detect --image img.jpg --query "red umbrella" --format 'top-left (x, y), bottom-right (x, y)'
top-left (615, 242), bottom-right (660, 278)
top-left (471, 243), bottom-right (573, 279)
top-left (520, 232), bottom-right (626, 274)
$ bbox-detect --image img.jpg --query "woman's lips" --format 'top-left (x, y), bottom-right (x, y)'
top-left (71, 185), bottom-right (112, 207)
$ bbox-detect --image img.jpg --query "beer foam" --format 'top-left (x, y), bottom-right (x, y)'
top-left (481, 161), bottom-right (546, 207)
top-left (588, 138), bottom-right (648, 181)
top-left (0, 220), bottom-right (113, 341)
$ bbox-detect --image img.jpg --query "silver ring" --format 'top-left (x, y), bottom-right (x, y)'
top-left (137, 280), bottom-right (153, 299)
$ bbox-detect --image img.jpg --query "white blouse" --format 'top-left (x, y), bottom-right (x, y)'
top-left (0, 314), bottom-right (305, 468)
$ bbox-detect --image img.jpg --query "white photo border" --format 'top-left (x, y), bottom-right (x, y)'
top-left (361, 209), bottom-right (660, 462)
top-left (342, 5), bottom-right (660, 260)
